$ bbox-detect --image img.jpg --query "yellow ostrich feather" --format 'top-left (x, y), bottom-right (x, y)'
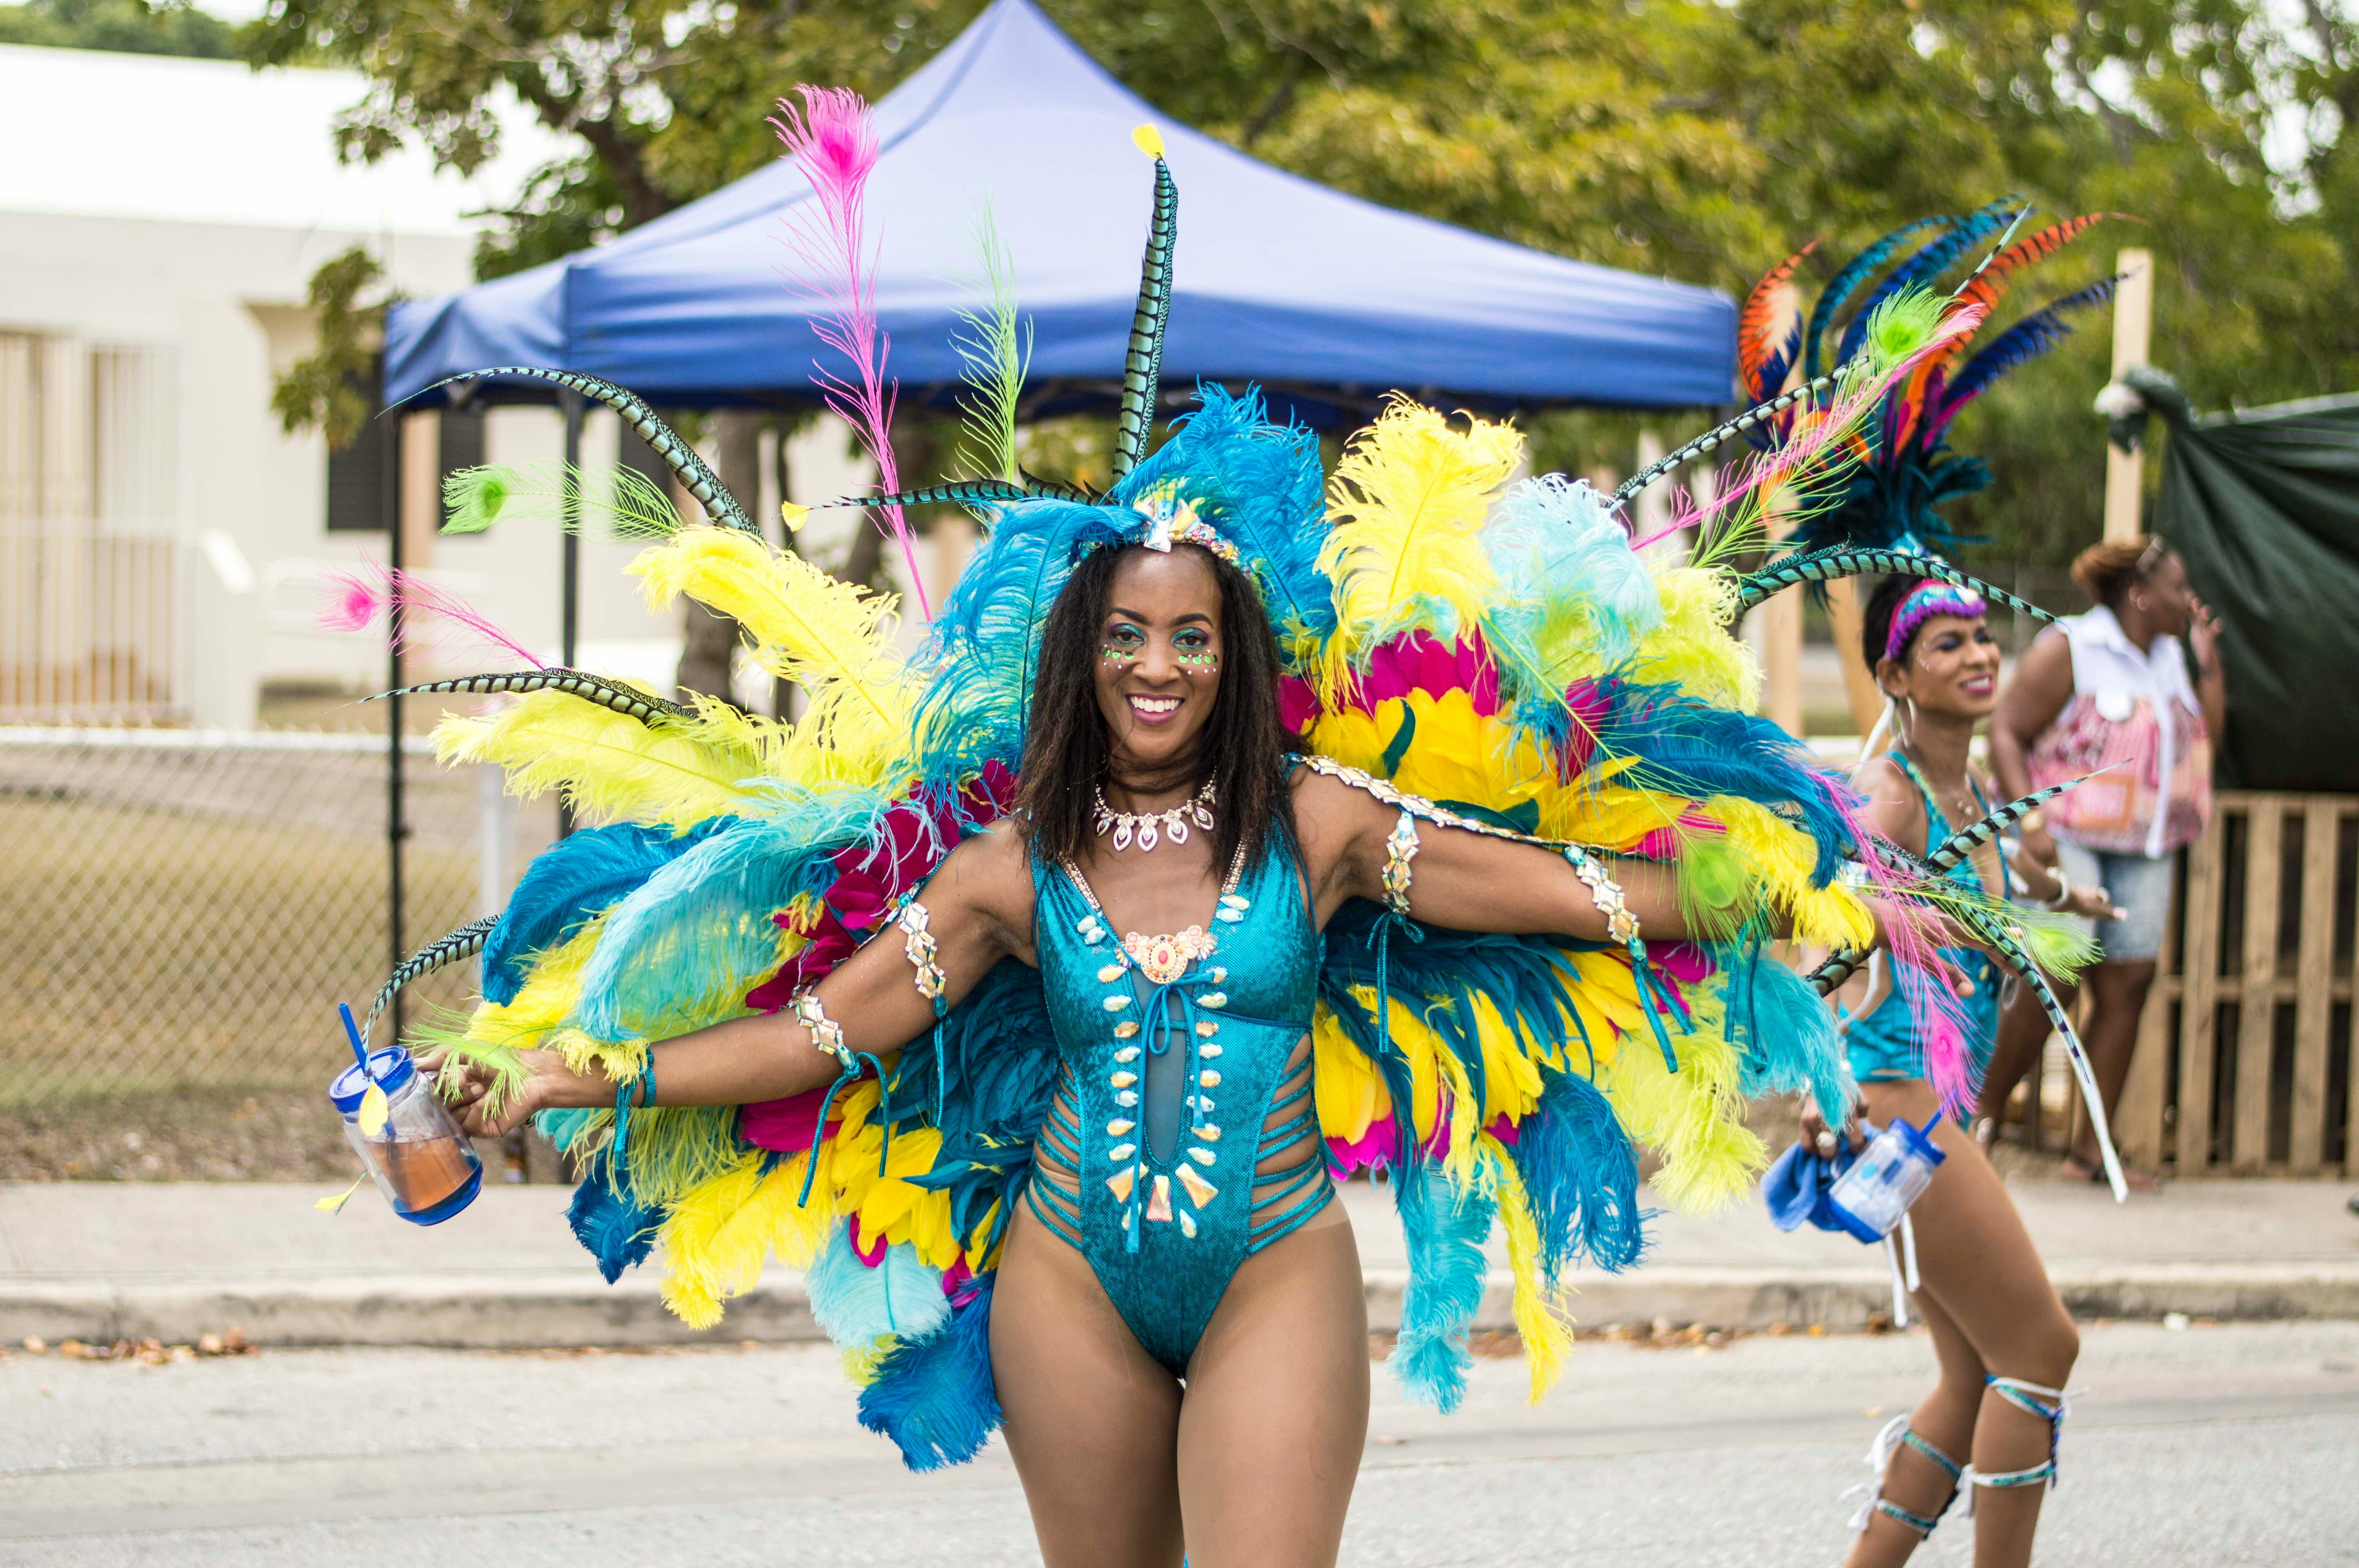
top-left (803, 1081), bottom-right (962, 1272)
top-left (1623, 567), bottom-right (1756, 710)
top-left (964, 1198), bottom-right (1010, 1270)
top-left (434, 690), bottom-right (763, 829)
top-left (630, 529), bottom-right (914, 773)
top-left (1317, 401), bottom-right (1522, 696)
top-left (1313, 1008), bottom-right (1393, 1144)
top-left (1603, 997), bottom-right (1763, 1210)
top-left (658, 1152), bottom-right (831, 1328)
top-left (1463, 994), bottom-right (1547, 1125)
top-left (1703, 797), bottom-right (1875, 950)
top-left (1483, 1140), bottom-right (1576, 1402)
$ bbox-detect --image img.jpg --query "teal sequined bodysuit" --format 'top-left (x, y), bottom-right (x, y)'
top-left (1022, 840), bottom-right (1332, 1373)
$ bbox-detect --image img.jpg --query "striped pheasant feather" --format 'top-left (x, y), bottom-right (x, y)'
top-left (1111, 127), bottom-right (1178, 483)
top-left (369, 669), bottom-right (695, 726)
top-left (363, 915), bottom-right (500, 1038)
top-left (1730, 547), bottom-right (2057, 622)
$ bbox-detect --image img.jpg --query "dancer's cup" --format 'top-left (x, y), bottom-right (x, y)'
top-left (328, 1048), bottom-right (483, 1225)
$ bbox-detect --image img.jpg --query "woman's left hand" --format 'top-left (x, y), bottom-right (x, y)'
top-left (2189, 594), bottom-right (2223, 672)
top-left (2059, 882), bottom-right (2125, 922)
top-left (417, 1047), bottom-right (604, 1138)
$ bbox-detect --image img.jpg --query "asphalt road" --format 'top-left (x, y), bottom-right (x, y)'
top-left (4, 1320), bottom-right (2354, 1566)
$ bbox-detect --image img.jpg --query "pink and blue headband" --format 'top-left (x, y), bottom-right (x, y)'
top-left (1885, 581), bottom-right (1986, 662)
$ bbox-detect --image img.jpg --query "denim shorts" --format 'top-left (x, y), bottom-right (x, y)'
top-left (2054, 839), bottom-right (2175, 963)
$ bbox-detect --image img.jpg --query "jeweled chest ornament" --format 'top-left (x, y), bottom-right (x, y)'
top-left (1121, 925), bottom-right (1216, 984)
top-left (1092, 779), bottom-right (1216, 852)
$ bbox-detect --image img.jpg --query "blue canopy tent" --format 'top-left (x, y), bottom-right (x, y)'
top-left (384, 0), bottom-right (1735, 422)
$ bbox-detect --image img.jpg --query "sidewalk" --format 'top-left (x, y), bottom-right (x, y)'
top-left (3, 1175), bottom-right (2355, 1349)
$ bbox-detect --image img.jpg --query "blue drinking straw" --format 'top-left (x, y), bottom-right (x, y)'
top-left (336, 1003), bottom-right (372, 1082)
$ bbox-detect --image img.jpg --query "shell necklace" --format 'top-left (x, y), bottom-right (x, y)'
top-left (1092, 779), bottom-right (1216, 853)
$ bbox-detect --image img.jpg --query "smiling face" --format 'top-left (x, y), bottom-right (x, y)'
top-left (1878, 612), bottom-right (2001, 719)
top-left (1094, 546), bottom-right (1225, 785)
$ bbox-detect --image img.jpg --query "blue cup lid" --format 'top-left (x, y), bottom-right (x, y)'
top-left (329, 1047), bottom-right (415, 1112)
top-left (1894, 1114), bottom-right (1948, 1167)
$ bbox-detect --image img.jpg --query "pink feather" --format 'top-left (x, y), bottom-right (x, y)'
top-left (316, 561), bottom-right (543, 669)
top-left (770, 85), bottom-right (931, 621)
top-left (1816, 774), bottom-right (1979, 1113)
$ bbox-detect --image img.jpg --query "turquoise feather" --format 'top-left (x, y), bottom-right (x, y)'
top-left (857, 1277), bottom-right (1002, 1471)
top-left (807, 1224), bottom-right (951, 1347)
top-left (1483, 472), bottom-right (1662, 679)
top-left (1390, 1165), bottom-right (1494, 1414)
top-left (569, 789), bottom-right (889, 1044)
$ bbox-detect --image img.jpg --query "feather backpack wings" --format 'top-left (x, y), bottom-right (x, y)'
top-left (349, 119), bottom-right (2102, 1474)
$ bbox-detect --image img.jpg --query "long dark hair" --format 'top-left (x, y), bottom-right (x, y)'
top-left (1018, 543), bottom-right (1296, 874)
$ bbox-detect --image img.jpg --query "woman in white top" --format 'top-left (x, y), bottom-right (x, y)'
top-left (1985, 535), bottom-right (2226, 1181)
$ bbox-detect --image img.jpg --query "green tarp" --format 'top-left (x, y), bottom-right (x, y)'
top-left (2126, 366), bottom-right (2359, 792)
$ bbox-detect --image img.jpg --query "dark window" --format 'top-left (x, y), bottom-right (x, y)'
top-left (438, 403), bottom-right (487, 475)
top-left (324, 408), bottom-right (391, 532)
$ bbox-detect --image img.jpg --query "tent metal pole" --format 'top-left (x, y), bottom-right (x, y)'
top-left (384, 408), bottom-right (406, 1047)
top-left (557, 389), bottom-right (584, 839)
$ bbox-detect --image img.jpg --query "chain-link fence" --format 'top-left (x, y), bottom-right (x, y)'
top-left (0, 729), bottom-right (515, 1108)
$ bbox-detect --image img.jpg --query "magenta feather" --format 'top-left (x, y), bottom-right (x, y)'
top-left (317, 560), bottom-right (543, 669)
top-left (770, 86), bottom-right (930, 621)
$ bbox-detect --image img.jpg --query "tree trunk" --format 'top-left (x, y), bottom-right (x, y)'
top-left (674, 411), bottom-right (762, 704)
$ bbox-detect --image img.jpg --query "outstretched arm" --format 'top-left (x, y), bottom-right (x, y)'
top-left (1294, 768), bottom-right (1850, 945)
top-left (436, 824), bottom-right (1036, 1134)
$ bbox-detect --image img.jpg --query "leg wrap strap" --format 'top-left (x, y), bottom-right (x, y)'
top-left (1843, 1414), bottom-right (1963, 1535)
top-left (1961, 1375), bottom-right (2082, 1517)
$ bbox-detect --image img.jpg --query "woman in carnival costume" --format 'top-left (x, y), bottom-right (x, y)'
top-left (376, 101), bottom-right (2087, 1565)
top-left (1737, 210), bottom-right (2130, 1566)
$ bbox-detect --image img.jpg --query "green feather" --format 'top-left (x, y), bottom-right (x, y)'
top-left (950, 202), bottom-right (1033, 486)
top-left (442, 463), bottom-right (683, 541)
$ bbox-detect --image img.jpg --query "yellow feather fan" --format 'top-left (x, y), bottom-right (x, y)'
top-left (1318, 399), bottom-right (1523, 697)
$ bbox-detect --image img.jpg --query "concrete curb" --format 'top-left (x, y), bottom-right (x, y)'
top-left (10, 1263), bottom-right (2358, 1348)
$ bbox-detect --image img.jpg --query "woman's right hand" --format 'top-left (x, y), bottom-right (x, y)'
top-left (1798, 1096), bottom-right (1866, 1159)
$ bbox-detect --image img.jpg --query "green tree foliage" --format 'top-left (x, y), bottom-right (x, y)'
top-left (0, 0), bottom-right (236, 56)
top-left (248, 0), bottom-right (2359, 566)
top-left (268, 246), bottom-right (386, 450)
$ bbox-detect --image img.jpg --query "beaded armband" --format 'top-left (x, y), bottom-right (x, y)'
top-left (1381, 809), bottom-right (1420, 918)
top-left (894, 898), bottom-right (948, 1004)
top-left (1563, 846), bottom-right (1639, 946)
top-left (789, 988), bottom-right (855, 1073)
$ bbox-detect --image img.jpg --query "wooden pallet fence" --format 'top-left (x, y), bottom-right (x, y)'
top-left (2112, 792), bottom-right (2359, 1176)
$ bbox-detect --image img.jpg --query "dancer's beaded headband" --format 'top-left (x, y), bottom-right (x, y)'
top-left (1885, 581), bottom-right (1987, 662)
top-left (1080, 493), bottom-right (1242, 567)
